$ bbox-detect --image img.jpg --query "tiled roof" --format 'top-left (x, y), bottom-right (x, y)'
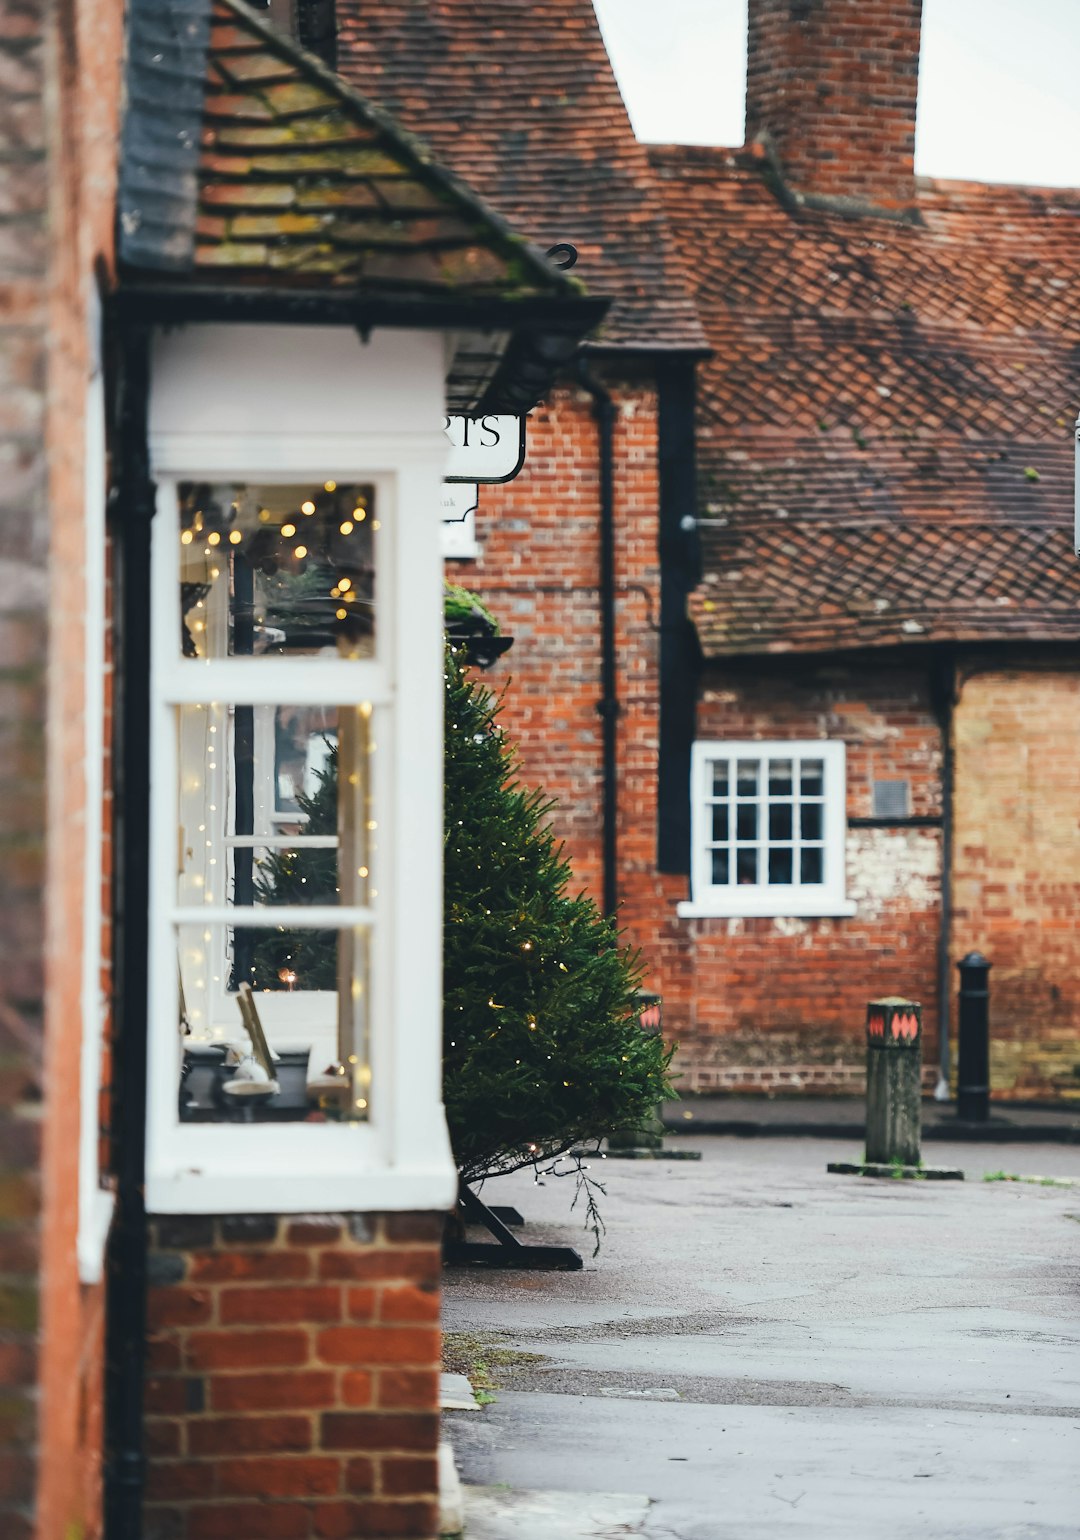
top-left (333, 0), bottom-right (707, 354)
top-left (690, 520), bottom-right (1080, 655)
top-left (649, 143), bottom-right (1080, 655)
top-left (121, 0), bottom-right (590, 304)
top-left (189, 0), bottom-right (579, 300)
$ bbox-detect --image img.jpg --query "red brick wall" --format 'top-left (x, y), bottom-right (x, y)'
top-left (745, 0), bottom-right (922, 210)
top-left (33, 0), bottom-right (123, 1533)
top-left (953, 664), bottom-right (1080, 1101)
top-left (449, 372), bottom-right (663, 905)
top-left (673, 660), bottom-right (944, 1091)
top-left (453, 385), bottom-right (946, 1095)
top-left (143, 1213), bottom-right (443, 1540)
top-left (0, 0), bottom-right (52, 1530)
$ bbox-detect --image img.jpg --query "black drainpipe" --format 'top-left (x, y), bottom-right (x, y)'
top-left (104, 321), bottom-right (154, 1540)
top-left (575, 359), bottom-right (619, 918)
top-left (931, 650), bottom-right (956, 1100)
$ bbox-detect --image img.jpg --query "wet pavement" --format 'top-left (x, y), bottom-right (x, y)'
top-left (443, 1136), bottom-right (1080, 1539)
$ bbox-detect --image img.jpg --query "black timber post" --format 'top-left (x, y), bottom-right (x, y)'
top-left (656, 358), bottom-right (700, 874)
top-left (956, 952), bottom-right (992, 1122)
top-left (104, 322), bottom-right (154, 1540)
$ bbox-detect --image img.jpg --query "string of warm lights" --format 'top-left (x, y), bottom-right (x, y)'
top-left (175, 482), bottom-right (380, 1121)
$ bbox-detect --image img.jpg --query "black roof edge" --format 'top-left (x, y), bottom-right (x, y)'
top-left (110, 282), bottom-right (609, 334)
top-left (584, 341), bottom-right (714, 362)
top-left (108, 284), bottom-right (611, 412)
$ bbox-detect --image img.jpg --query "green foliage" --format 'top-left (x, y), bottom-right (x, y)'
top-left (444, 581), bottom-right (500, 634)
top-left (442, 648), bottom-right (672, 1183)
top-left (248, 744), bottom-right (339, 992)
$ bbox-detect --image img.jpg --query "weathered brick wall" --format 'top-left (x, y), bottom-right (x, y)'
top-left (674, 659), bottom-right (944, 1092)
top-left (0, 0), bottom-right (50, 1530)
top-left (953, 664), bottom-right (1080, 1101)
top-left (143, 1213), bottom-right (443, 1540)
top-left (454, 387), bottom-right (947, 1095)
top-left (4, 0), bottom-right (125, 1531)
top-left (449, 371), bottom-right (665, 906)
top-left (744, 0), bottom-right (922, 209)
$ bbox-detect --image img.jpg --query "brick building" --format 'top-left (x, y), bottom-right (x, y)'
top-left (350, 0), bottom-right (1080, 1102)
top-left (2, 0), bottom-right (599, 1535)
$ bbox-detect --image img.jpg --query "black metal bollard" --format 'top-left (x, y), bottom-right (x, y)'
top-left (956, 951), bottom-right (992, 1122)
top-left (865, 997), bottom-right (922, 1166)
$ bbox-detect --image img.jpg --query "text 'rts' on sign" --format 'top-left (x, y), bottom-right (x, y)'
top-left (444, 415), bottom-right (526, 484)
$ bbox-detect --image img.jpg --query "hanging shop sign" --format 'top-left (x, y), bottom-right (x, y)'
top-left (443, 415), bottom-right (526, 484)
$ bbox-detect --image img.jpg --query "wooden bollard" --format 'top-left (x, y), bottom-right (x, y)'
top-left (865, 997), bottom-right (922, 1166)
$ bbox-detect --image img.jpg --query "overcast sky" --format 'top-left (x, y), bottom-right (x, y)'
top-left (592, 0), bottom-right (1080, 188)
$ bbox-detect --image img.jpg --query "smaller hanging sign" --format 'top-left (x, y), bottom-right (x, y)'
top-left (443, 415), bottom-right (526, 484)
top-left (441, 483), bottom-right (480, 560)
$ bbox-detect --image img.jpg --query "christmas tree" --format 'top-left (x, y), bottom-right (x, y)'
top-left (443, 647), bottom-right (672, 1184)
top-left (247, 744), bottom-right (339, 992)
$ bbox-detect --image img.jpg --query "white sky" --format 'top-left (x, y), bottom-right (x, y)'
top-left (592, 0), bottom-right (1080, 187)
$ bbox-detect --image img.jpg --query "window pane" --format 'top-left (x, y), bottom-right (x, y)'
top-left (800, 759), bottom-right (824, 796)
top-left (768, 804), bottom-right (793, 840)
top-left (711, 848), bottom-right (730, 885)
top-left (736, 847), bottom-right (759, 884)
top-left (178, 481), bottom-right (377, 660)
top-left (177, 702), bottom-right (374, 915)
top-left (768, 848), bottom-right (793, 884)
top-left (709, 761), bottom-right (729, 797)
top-left (800, 802), bottom-right (823, 842)
top-left (710, 805), bottom-right (729, 842)
top-left (178, 924), bottom-right (371, 1125)
top-left (736, 804), bottom-right (758, 841)
top-left (800, 847), bottom-right (824, 885)
top-left (736, 759), bottom-right (759, 797)
top-left (768, 758), bottom-right (793, 795)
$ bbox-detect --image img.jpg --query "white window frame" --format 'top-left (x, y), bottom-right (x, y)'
top-left (145, 327), bottom-right (456, 1214)
top-left (678, 740), bottom-right (856, 919)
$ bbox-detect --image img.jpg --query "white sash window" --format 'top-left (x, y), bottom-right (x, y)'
top-left (679, 740), bottom-right (856, 919)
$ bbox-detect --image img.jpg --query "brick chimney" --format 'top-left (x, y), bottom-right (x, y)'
top-left (745, 0), bottom-right (922, 212)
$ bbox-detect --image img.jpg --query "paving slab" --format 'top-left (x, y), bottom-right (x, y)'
top-left (462, 1485), bottom-right (650, 1538)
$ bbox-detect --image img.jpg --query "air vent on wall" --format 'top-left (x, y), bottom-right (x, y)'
top-left (872, 780), bottom-right (910, 820)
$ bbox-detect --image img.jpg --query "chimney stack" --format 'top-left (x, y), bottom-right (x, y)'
top-left (745, 0), bottom-right (922, 212)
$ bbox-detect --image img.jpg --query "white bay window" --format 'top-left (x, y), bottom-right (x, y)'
top-left (146, 324), bottom-right (454, 1213)
top-left (678, 740), bottom-right (855, 919)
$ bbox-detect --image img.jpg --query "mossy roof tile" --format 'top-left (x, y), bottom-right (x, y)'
top-left (183, 0), bottom-right (575, 300)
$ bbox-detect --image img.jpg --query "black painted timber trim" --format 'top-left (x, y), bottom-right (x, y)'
top-left (656, 358), bottom-right (701, 874)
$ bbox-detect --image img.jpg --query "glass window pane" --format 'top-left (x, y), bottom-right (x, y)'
top-left (178, 481), bottom-right (377, 660)
top-left (768, 804), bottom-right (793, 840)
top-left (711, 848), bottom-right (730, 885)
top-left (736, 847), bottom-right (759, 885)
top-left (709, 761), bottom-right (729, 797)
top-left (800, 802), bottom-right (823, 841)
top-left (178, 924), bottom-right (371, 1125)
top-left (177, 702), bottom-right (374, 914)
top-left (800, 759), bottom-right (824, 796)
top-left (736, 759), bottom-right (759, 797)
top-left (710, 805), bottom-right (729, 842)
top-left (800, 847), bottom-right (824, 885)
top-left (768, 758), bottom-right (793, 795)
top-left (736, 804), bottom-right (758, 841)
top-left (768, 848), bottom-right (793, 884)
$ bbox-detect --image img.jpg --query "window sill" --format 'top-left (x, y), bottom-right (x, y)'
top-left (146, 1155), bottom-right (458, 1216)
top-left (676, 898), bottom-right (858, 921)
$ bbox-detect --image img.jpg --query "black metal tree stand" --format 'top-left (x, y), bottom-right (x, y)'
top-left (444, 1180), bottom-right (583, 1271)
